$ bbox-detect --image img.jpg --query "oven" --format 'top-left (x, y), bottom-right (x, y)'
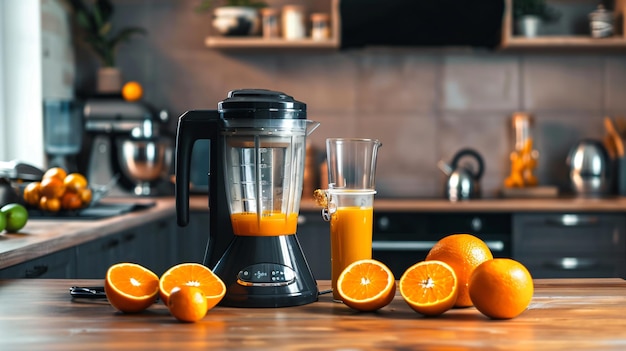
top-left (372, 211), bottom-right (512, 278)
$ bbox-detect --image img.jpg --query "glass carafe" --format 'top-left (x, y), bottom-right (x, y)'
top-left (223, 118), bottom-right (311, 236)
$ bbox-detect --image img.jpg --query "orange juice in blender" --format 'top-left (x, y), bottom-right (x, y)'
top-left (230, 212), bottom-right (298, 236)
top-left (330, 202), bottom-right (374, 300)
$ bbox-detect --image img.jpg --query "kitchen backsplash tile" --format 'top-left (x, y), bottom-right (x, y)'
top-left (72, 1), bottom-right (626, 198)
top-left (443, 53), bottom-right (520, 111)
top-left (606, 56), bottom-right (626, 113)
top-left (522, 55), bottom-right (604, 112)
top-left (355, 50), bottom-right (440, 113)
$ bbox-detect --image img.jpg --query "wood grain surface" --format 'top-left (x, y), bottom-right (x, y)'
top-left (0, 279), bottom-right (625, 350)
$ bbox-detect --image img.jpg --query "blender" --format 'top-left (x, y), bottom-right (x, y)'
top-left (175, 89), bottom-right (320, 308)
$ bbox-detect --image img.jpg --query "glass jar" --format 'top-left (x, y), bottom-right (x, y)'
top-left (261, 8), bottom-right (280, 39)
top-left (282, 5), bottom-right (306, 40)
top-left (310, 13), bottom-right (330, 40)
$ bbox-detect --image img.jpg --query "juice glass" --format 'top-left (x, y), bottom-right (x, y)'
top-left (328, 190), bottom-right (375, 301)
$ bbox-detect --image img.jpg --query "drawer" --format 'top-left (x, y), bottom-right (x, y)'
top-left (513, 213), bottom-right (626, 256)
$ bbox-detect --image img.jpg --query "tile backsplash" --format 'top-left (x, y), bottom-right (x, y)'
top-left (74, 0), bottom-right (626, 198)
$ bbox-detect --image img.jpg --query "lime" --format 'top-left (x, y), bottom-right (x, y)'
top-left (0, 211), bottom-right (6, 232)
top-left (0, 203), bottom-right (28, 233)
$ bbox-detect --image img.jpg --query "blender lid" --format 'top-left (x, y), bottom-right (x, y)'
top-left (218, 89), bottom-right (306, 119)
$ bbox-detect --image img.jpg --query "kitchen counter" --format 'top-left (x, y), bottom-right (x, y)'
top-left (0, 198), bottom-right (176, 269)
top-left (300, 196), bottom-right (626, 212)
top-left (3, 195), bottom-right (626, 270)
top-left (0, 278), bottom-right (625, 350)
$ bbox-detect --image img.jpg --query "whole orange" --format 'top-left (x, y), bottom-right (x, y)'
top-left (61, 192), bottom-right (83, 210)
top-left (469, 258), bottom-right (534, 319)
top-left (122, 81), bottom-right (143, 102)
top-left (40, 177), bottom-right (66, 199)
top-left (168, 286), bottom-right (209, 323)
top-left (64, 173), bottom-right (88, 193)
top-left (425, 233), bottom-right (493, 307)
top-left (43, 167), bottom-right (67, 181)
top-left (23, 182), bottom-right (41, 206)
top-left (39, 196), bottom-right (61, 212)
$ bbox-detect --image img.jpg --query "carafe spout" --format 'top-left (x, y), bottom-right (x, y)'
top-left (306, 120), bottom-right (320, 136)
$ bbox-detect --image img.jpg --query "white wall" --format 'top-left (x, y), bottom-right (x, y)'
top-left (0, 0), bottom-right (44, 168)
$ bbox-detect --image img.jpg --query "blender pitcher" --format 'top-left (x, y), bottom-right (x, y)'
top-left (175, 89), bottom-right (320, 308)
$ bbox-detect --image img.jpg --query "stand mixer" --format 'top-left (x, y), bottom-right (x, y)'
top-left (175, 89), bottom-right (320, 308)
top-left (84, 98), bottom-right (171, 196)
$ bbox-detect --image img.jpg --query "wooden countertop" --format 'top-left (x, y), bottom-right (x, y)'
top-left (0, 198), bottom-right (177, 269)
top-left (3, 195), bottom-right (626, 270)
top-left (0, 278), bottom-right (625, 350)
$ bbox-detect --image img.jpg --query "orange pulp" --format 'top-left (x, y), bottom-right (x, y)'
top-left (230, 212), bottom-right (298, 236)
top-left (330, 206), bottom-right (373, 300)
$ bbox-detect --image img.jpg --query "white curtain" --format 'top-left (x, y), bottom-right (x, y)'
top-left (0, 0), bottom-right (44, 168)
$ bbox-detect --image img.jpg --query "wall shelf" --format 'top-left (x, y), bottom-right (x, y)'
top-left (501, 0), bottom-right (626, 50)
top-left (205, 0), bottom-right (340, 50)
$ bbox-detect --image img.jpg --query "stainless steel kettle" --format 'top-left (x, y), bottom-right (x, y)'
top-left (438, 148), bottom-right (485, 201)
top-left (566, 139), bottom-right (612, 197)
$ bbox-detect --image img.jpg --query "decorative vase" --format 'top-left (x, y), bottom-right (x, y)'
top-left (97, 67), bottom-right (123, 94)
top-left (517, 15), bottom-right (541, 38)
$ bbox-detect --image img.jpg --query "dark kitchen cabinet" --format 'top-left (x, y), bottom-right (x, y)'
top-left (75, 216), bottom-right (177, 278)
top-left (0, 247), bottom-right (76, 279)
top-left (296, 211), bottom-right (331, 280)
top-left (176, 212), bottom-right (210, 264)
top-left (513, 213), bottom-right (626, 279)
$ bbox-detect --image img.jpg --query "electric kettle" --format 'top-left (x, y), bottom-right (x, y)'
top-left (438, 148), bottom-right (485, 201)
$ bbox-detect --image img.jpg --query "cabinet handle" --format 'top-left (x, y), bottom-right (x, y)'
top-left (545, 215), bottom-right (599, 227)
top-left (543, 257), bottom-right (598, 270)
top-left (373, 240), bottom-right (505, 252)
top-left (123, 233), bottom-right (136, 242)
top-left (103, 239), bottom-right (120, 249)
top-left (24, 265), bottom-right (48, 278)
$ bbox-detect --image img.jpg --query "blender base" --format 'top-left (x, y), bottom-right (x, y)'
top-left (211, 234), bottom-right (319, 308)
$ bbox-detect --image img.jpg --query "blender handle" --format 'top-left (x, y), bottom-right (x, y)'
top-left (175, 110), bottom-right (220, 227)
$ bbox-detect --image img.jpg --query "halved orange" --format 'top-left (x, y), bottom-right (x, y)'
top-left (399, 260), bottom-right (458, 316)
top-left (159, 263), bottom-right (226, 309)
top-left (104, 263), bottom-right (159, 313)
top-left (336, 259), bottom-right (396, 312)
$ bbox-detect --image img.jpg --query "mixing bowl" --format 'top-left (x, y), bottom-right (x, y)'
top-left (117, 138), bottom-right (169, 195)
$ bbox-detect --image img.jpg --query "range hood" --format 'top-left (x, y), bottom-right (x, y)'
top-left (340, 0), bottom-right (505, 49)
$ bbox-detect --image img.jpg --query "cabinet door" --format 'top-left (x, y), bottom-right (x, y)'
top-left (75, 216), bottom-right (177, 278)
top-left (297, 211), bottom-right (331, 280)
top-left (513, 213), bottom-right (626, 278)
top-left (0, 247), bottom-right (76, 279)
top-left (176, 212), bottom-right (210, 264)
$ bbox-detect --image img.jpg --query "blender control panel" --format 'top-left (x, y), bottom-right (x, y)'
top-left (236, 263), bottom-right (296, 287)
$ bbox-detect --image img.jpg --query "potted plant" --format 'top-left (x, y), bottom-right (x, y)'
top-left (64, 0), bottom-right (146, 93)
top-left (197, 0), bottom-right (267, 36)
top-left (513, 0), bottom-right (560, 37)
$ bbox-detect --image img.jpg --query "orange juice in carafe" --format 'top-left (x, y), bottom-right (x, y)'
top-left (230, 212), bottom-right (298, 236)
top-left (330, 205), bottom-right (373, 300)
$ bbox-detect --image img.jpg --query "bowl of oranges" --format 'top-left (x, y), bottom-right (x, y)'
top-left (22, 167), bottom-right (93, 214)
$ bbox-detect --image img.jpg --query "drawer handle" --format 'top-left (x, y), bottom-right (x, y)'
top-left (372, 240), bottom-right (505, 252)
top-left (543, 257), bottom-right (598, 270)
top-left (25, 265), bottom-right (48, 278)
top-left (545, 215), bottom-right (599, 227)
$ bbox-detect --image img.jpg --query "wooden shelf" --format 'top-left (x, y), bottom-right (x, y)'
top-left (205, 0), bottom-right (340, 50)
top-left (501, 0), bottom-right (626, 50)
top-left (205, 37), bottom-right (339, 50)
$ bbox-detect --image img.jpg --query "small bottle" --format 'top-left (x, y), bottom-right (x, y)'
top-left (589, 5), bottom-right (614, 38)
top-left (310, 13), bottom-right (330, 40)
top-left (282, 5), bottom-right (306, 40)
top-left (261, 8), bottom-right (279, 39)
